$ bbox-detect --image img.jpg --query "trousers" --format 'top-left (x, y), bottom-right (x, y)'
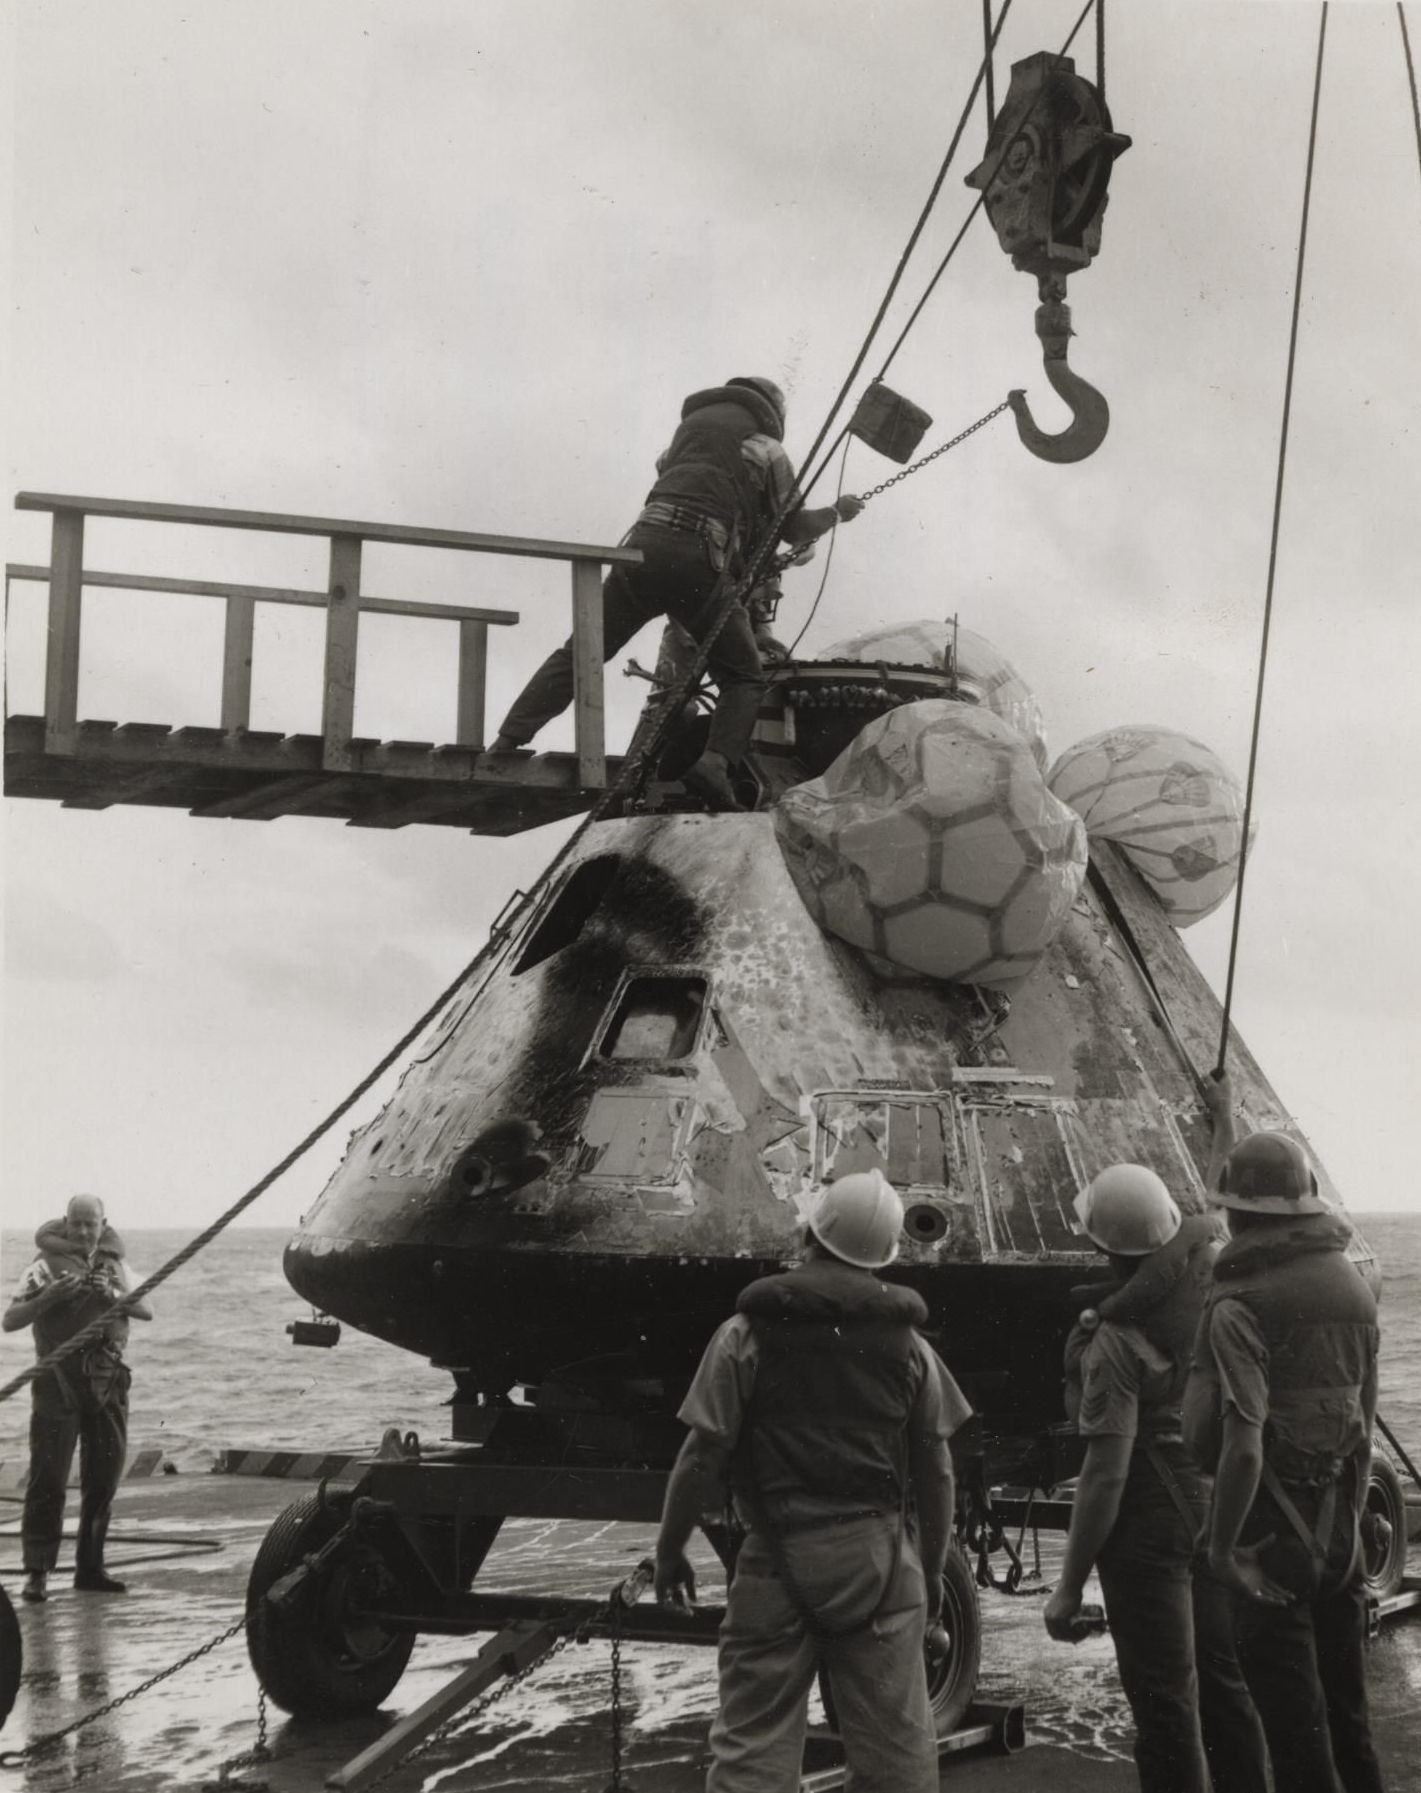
top-left (1097, 1445), bottom-right (1263, 1793)
top-left (496, 522), bottom-right (767, 763)
top-left (707, 1519), bottom-right (938, 1793)
top-left (1228, 1478), bottom-right (1384, 1793)
top-left (21, 1362), bottom-right (130, 1576)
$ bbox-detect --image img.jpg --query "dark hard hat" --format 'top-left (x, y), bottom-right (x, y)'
top-left (1213, 1130), bottom-right (1329, 1216)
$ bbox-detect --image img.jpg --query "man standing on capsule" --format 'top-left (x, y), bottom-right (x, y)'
top-left (490, 374), bottom-right (863, 810)
top-left (653, 1170), bottom-right (969, 1792)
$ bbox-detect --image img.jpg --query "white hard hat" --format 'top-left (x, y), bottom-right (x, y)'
top-left (808, 1170), bottom-right (904, 1269)
top-left (1073, 1164), bottom-right (1181, 1256)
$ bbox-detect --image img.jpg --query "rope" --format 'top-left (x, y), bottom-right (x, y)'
top-left (1401, 5), bottom-right (1421, 188)
top-left (784, 440), bottom-right (853, 658)
top-left (790, 0), bottom-right (1017, 503)
top-left (983, 0), bottom-right (998, 129)
top-left (0, 940), bottom-right (507, 1405)
top-left (1215, 2), bottom-right (1330, 1074)
top-left (863, 0), bottom-right (1098, 397)
top-left (1097, 0), bottom-right (1107, 106)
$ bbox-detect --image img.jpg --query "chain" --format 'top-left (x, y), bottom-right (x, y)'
top-left (0, 1615), bottom-right (248, 1768)
top-left (202, 1686), bottom-right (272, 1792)
top-left (857, 400), bottom-right (1012, 502)
top-left (605, 1598), bottom-right (628, 1793)
top-left (353, 1628), bottom-right (584, 1793)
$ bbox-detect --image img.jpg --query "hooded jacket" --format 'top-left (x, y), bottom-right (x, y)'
top-left (645, 385), bottom-right (785, 547)
top-left (732, 1258), bottom-right (927, 1525)
top-left (29, 1218), bottom-right (130, 1360)
top-left (1208, 1213), bottom-right (1377, 1480)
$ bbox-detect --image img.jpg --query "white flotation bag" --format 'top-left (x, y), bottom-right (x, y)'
top-left (775, 701), bottom-right (1087, 990)
top-left (1048, 726), bottom-right (1252, 927)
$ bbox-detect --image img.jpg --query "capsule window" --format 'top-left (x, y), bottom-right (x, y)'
top-left (599, 975), bottom-right (707, 1062)
top-left (512, 855), bottom-right (621, 975)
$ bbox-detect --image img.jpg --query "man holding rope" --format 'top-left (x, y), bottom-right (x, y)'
top-left (4, 1195), bottom-right (151, 1602)
top-left (490, 374), bottom-right (862, 810)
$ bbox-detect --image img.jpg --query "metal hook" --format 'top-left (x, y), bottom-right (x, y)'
top-left (1007, 299), bottom-right (1110, 465)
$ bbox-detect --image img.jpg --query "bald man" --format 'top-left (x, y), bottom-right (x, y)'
top-left (4, 1196), bottom-right (151, 1601)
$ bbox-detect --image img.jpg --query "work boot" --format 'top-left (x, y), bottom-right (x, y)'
top-left (487, 735), bottom-right (523, 754)
top-left (73, 1568), bottom-right (127, 1594)
top-left (21, 1571), bottom-right (47, 1603)
top-left (682, 752), bottom-right (745, 812)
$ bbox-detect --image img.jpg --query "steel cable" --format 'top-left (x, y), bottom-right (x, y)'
top-left (1215, 3), bottom-right (1330, 1072)
top-left (1400, 5), bottom-right (1421, 188)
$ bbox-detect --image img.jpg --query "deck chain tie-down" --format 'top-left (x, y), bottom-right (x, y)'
top-left (0, 1615), bottom-right (269, 1785)
top-left (324, 1560), bottom-right (652, 1793)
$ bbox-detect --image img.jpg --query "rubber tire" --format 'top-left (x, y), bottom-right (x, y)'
top-left (1361, 1453), bottom-right (1408, 1601)
top-left (926, 1538), bottom-right (981, 1738)
top-left (0, 1581), bottom-right (21, 1732)
top-left (246, 1491), bottom-right (415, 1719)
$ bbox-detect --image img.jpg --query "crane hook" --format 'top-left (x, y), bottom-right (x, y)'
top-left (1007, 297), bottom-right (1110, 465)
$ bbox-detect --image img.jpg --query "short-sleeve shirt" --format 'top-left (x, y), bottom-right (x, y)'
top-left (678, 1313), bottom-right (971, 1492)
top-left (1200, 1298), bottom-right (1271, 1429)
top-left (1069, 1322), bottom-right (1183, 1443)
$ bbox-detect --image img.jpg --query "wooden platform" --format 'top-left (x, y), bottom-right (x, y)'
top-left (6, 490), bottom-right (642, 833)
top-left (3, 714), bottom-right (624, 834)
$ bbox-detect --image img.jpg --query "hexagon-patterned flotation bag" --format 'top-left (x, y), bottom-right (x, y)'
top-left (822, 620), bottom-right (1049, 768)
top-left (1048, 727), bottom-right (1251, 928)
top-left (774, 700), bottom-right (1087, 990)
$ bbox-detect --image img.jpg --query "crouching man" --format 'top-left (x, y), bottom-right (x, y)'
top-left (654, 1170), bottom-right (972, 1793)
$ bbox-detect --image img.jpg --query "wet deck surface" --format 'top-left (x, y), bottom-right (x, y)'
top-left (3, 1474), bottom-right (1420, 1790)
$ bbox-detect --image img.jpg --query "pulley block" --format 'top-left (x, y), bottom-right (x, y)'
top-left (965, 52), bottom-right (1131, 463)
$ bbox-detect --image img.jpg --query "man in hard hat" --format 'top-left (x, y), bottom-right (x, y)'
top-left (1044, 1159), bottom-right (1245, 1793)
top-left (1184, 1078), bottom-right (1384, 1793)
top-left (653, 1169), bottom-right (970, 1792)
top-left (489, 375), bottom-right (863, 810)
top-left (3, 1195), bottom-right (152, 1602)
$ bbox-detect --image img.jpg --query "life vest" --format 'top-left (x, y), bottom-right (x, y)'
top-left (645, 385), bottom-right (783, 548)
top-left (1208, 1214), bottom-right (1377, 1482)
top-left (1066, 1216), bottom-right (1218, 1441)
top-left (732, 1259), bottom-right (927, 1526)
top-left (29, 1219), bottom-right (130, 1362)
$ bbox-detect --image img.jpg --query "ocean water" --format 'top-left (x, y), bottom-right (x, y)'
top-left (3, 1215), bottom-right (1418, 1786)
top-left (5, 1215), bottom-right (1419, 1467)
top-left (0, 1226), bottom-right (457, 1467)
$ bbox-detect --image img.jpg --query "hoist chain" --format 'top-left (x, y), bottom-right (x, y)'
top-left (0, 1614), bottom-right (251, 1769)
top-left (857, 399), bottom-right (1012, 503)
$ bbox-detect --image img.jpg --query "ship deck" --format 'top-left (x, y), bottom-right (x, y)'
top-left (4, 1470), bottom-right (1421, 1790)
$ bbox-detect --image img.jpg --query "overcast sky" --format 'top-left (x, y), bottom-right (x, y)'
top-left (2, 0), bottom-right (1418, 1239)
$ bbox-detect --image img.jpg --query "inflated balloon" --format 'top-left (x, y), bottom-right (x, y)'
top-left (1048, 727), bottom-right (1252, 927)
top-left (822, 620), bottom-right (1049, 768)
top-left (775, 701), bottom-right (1087, 990)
